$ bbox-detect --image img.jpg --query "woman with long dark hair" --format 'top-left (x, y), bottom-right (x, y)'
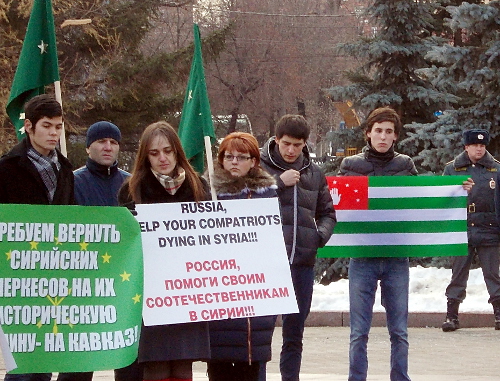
top-left (118, 121), bottom-right (209, 381)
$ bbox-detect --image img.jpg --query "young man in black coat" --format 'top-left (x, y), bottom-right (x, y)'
top-left (0, 94), bottom-right (74, 381)
top-left (260, 114), bottom-right (336, 381)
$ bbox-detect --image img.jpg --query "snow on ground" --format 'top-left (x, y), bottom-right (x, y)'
top-left (311, 266), bottom-right (491, 313)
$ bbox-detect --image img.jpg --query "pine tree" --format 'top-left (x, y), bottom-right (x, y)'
top-left (326, 0), bottom-right (452, 157)
top-left (401, 0), bottom-right (500, 173)
top-left (320, 0), bottom-right (455, 283)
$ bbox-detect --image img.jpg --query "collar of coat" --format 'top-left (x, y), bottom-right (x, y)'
top-left (207, 164), bottom-right (277, 196)
top-left (453, 150), bottom-right (498, 169)
top-left (261, 136), bottom-right (311, 172)
top-left (86, 157), bottom-right (119, 179)
top-left (3, 137), bottom-right (72, 170)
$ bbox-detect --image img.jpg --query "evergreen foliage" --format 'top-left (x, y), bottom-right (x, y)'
top-left (319, 0), bottom-right (449, 284)
top-left (326, 0), bottom-right (448, 132)
top-left (401, 0), bottom-right (500, 173)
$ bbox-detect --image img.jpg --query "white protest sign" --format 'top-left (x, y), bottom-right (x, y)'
top-left (135, 198), bottom-right (298, 326)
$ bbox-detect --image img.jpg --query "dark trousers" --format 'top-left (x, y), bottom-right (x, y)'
top-left (5, 374), bottom-right (51, 381)
top-left (279, 265), bottom-right (314, 381)
top-left (446, 245), bottom-right (500, 304)
top-left (207, 361), bottom-right (260, 381)
top-left (56, 360), bottom-right (142, 381)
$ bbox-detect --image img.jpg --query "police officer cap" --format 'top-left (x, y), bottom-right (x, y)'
top-left (463, 129), bottom-right (490, 146)
top-left (86, 121), bottom-right (121, 147)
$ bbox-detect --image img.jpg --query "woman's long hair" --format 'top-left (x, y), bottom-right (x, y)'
top-left (127, 121), bottom-right (206, 203)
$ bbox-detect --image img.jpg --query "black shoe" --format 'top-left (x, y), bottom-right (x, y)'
top-left (495, 321), bottom-right (500, 330)
top-left (442, 318), bottom-right (459, 332)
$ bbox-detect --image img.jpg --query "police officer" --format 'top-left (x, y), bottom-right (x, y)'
top-left (442, 129), bottom-right (500, 331)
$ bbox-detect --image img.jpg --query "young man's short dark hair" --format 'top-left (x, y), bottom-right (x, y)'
top-left (24, 94), bottom-right (62, 129)
top-left (275, 114), bottom-right (310, 140)
top-left (363, 107), bottom-right (402, 138)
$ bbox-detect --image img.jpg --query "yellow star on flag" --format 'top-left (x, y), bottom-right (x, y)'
top-left (120, 271), bottom-right (131, 281)
top-left (54, 237), bottom-right (63, 245)
top-left (79, 241), bottom-right (89, 250)
top-left (132, 294), bottom-right (141, 304)
top-left (6, 251), bottom-right (12, 261)
top-left (30, 241), bottom-right (39, 249)
top-left (102, 252), bottom-right (111, 263)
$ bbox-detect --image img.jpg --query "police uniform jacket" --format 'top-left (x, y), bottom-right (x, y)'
top-left (443, 150), bottom-right (500, 247)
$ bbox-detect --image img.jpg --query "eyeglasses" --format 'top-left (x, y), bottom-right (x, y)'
top-left (223, 154), bottom-right (252, 162)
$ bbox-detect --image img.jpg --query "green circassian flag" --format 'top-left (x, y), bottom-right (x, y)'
top-left (178, 23), bottom-right (216, 174)
top-left (6, 0), bottom-right (60, 140)
top-left (318, 176), bottom-right (469, 258)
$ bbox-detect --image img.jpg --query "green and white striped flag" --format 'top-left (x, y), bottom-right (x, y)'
top-left (318, 176), bottom-right (469, 258)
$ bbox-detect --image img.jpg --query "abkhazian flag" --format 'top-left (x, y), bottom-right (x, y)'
top-left (178, 23), bottom-right (216, 174)
top-left (318, 176), bottom-right (469, 258)
top-left (6, 0), bottom-right (60, 140)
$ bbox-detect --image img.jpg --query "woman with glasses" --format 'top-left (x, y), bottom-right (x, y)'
top-left (118, 121), bottom-right (210, 381)
top-left (205, 132), bottom-right (278, 381)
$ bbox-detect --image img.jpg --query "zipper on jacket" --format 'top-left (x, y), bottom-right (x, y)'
top-left (289, 184), bottom-right (298, 264)
top-left (247, 317), bottom-right (252, 364)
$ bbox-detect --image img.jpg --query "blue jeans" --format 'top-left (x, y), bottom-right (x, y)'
top-left (348, 258), bottom-right (410, 381)
top-left (280, 265), bottom-right (314, 381)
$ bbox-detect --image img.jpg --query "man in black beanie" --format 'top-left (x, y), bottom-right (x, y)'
top-left (73, 121), bottom-right (130, 206)
top-left (442, 129), bottom-right (500, 331)
top-left (57, 122), bottom-right (140, 381)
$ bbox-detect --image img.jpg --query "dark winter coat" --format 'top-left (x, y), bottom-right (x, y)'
top-left (118, 169), bottom-right (211, 362)
top-left (443, 150), bottom-right (500, 247)
top-left (206, 164), bottom-right (278, 363)
top-left (260, 138), bottom-right (336, 267)
top-left (0, 137), bottom-right (74, 205)
top-left (74, 158), bottom-right (130, 206)
top-left (338, 144), bottom-right (417, 177)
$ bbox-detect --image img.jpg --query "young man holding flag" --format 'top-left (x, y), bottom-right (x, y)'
top-left (338, 107), bottom-right (416, 381)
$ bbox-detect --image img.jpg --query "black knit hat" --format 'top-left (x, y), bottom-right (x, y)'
top-left (463, 129), bottom-right (490, 146)
top-left (86, 121), bottom-right (121, 147)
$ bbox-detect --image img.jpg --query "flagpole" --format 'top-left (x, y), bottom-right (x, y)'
top-left (204, 136), bottom-right (217, 201)
top-left (54, 81), bottom-right (67, 157)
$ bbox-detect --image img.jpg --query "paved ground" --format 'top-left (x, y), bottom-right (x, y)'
top-left (2, 325), bottom-right (500, 380)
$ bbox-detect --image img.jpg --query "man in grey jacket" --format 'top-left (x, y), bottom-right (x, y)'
top-left (260, 114), bottom-right (336, 381)
top-left (442, 129), bottom-right (500, 332)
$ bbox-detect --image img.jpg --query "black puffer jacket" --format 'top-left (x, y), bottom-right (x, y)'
top-left (206, 164), bottom-right (278, 363)
top-left (443, 150), bottom-right (500, 247)
top-left (339, 144), bottom-right (417, 177)
top-left (260, 138), bottom-right (336, 267)
top-left (0, 137), bottom-right (75, 205)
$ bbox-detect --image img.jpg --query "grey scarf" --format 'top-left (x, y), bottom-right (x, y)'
top-left (27, 147), bottom-right (61, 202)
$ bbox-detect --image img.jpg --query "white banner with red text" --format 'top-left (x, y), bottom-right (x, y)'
top-left (135, 198), bottom-right (298, 326)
